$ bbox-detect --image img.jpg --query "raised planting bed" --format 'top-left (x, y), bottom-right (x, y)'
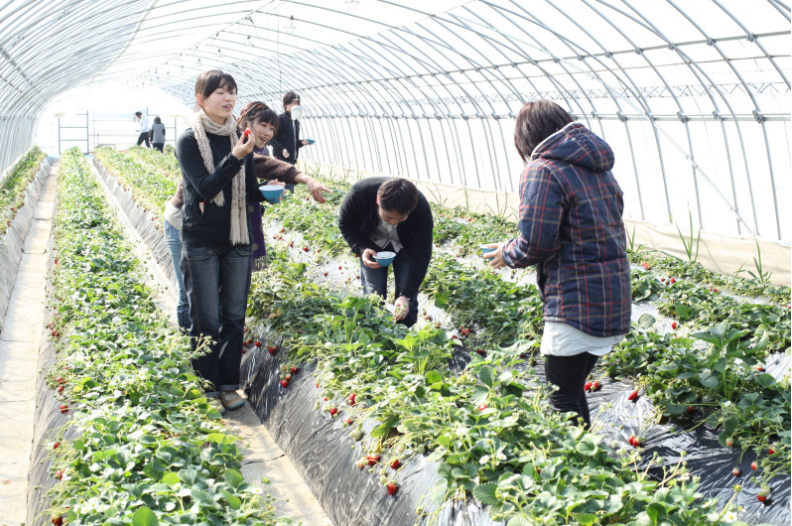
top-left (0, 146), bottom-right (51, 333)
top-left (28, 148), bottom-right (288, 526)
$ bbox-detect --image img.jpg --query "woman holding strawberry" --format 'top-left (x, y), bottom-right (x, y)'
top-left (176, 70), bottom-right (266, 413)
top-left (484, 100), bottom-right (631, 428)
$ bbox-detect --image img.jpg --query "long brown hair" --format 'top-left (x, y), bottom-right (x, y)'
top-left (514, 100), bottom-right (574, 162)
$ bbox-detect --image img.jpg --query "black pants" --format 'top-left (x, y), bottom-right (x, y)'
top-left (153, 143), bottom-right (164, 152)
top-left (137, 132), bottom-right (151, 147)
top-left (544, 352), bottom-right (599, 428)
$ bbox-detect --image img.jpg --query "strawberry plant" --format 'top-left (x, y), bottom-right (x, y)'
top-left (43, 149), bottom-right (286, 526)
top-left (0, 146), bottom-right (46, 236)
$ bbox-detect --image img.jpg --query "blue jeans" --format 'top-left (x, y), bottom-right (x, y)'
top-left (181, 243), bottom-right (252, 395)
top-left (359, 247), bottom-right (418, 327)
top-left (163, 220), bottom-right (190, 330)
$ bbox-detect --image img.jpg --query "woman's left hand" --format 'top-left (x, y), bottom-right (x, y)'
top-left (483, 243), bottom-right (507, 268)
top-left (306, 177), bottom-right (331, 203)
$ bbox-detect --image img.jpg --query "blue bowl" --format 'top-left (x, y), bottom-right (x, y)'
top-left (375, 251), bottom-right (396, 267)
top-left (480, 245), bottom-right (496, 254)
top-left (260, 185), bottom-right (284, 204)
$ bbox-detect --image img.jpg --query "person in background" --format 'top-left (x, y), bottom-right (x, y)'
top-left (268, 92), bottom-right (314, 191)
top-left (483, 100), bottom-right (631, 429)
top-left (135, 111), bottom-right (151, 148)
top-left (338, 177), bottom-right (433, 328)
top-left (162, 182), bottom-right (189, 330)
top-left (151, 116), bottom-right (166, 152)
top-left (176, 70), bottom-right (263, 413)
top-left (236, 101), bottom-right (331, 270)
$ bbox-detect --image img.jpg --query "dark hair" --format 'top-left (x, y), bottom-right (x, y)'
top-left (195, 70), bottom-right (237, 100)
top-left (237, 101), bottom-right (279, 135)
top-left (135, 112), bottom-right (142, 117)
top-left (377, 178), bottom-right (419, 215)
top-left (283, 91), bottom-right (300, 109)
top-left (153, 116), bottom-right (161, 124)
top-left (514, 100), bottom-right (574, 162)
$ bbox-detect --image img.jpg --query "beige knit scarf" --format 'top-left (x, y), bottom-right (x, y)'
top-left (192, 109), bottom-right (248, 245)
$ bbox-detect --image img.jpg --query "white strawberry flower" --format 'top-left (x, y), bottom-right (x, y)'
top-left (724, 511), bottom-right (737, 522)
top-left (250, 487), bottom-right (263, 495)
top-left (479, 455), bottom-right (490, 465)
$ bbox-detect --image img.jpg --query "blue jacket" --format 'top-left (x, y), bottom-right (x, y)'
top-left (502, 122), bottom-right (631, 337)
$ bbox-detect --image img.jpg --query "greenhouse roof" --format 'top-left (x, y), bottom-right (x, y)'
top-left (0, 0), bottom-right (789, 241)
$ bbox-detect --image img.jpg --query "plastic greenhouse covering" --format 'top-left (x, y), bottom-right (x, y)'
top-left (0, 1), bottom-right (789, 526)
top-left (0, 0), bottom-right (789, 243)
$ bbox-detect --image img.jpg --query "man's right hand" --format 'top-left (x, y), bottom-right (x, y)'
top-left (361, 249), bottom-right (381, 269)
top-left (282, 149), bottom-right (290, 159)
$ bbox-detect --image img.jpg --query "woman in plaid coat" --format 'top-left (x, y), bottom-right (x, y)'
top-left (485, 100), bottom-right (631, 428)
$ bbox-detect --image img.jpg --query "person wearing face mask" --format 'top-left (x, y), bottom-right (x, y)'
top-left (175, 70), bottom-right (264, 413)
top-left (236, 101), bottom-right (330, 271)
top-left (268, 92), bottom-right (315, 192)
top-left (338, 178), bottom-right (433, 327)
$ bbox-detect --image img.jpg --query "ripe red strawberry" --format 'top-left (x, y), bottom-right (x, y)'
top-left (52, 441), bottom-right (60, 449)
top-left (768, 445), bottom-right (776, 455)
top-left (755, 365), bottom-right (765, 372)
top-left (316, 382), bottom-right (320, 388)
top-left (460, 327), bottom-right (470, 336)
top-left (344, 417), bottom-right (353, 426)
top-left (479, 404), bottom-right (487, 411)
top-left (751, 461), bottom-right (758, 471)
top-left (435, 323), bottom-right (441, 329)
top-left (584, 382), bottom-right (592, 392)
top-left (57, 385), bottom-right (64, 394)
top-left (323, 396), bottom-right (328, 401)
top-left (56, 468), bottom-right (65, 481)
top-left (241, 348), bottom-right (246, 354)
top-left (627, 390), bottom-right (639, 401)
top-left (51, 515), bottom-right (63, 526)
top-left (628, 435), bottom-right (637, 447)
top-left (289, 242), bottom-right (293, 248)
top-left (732, 467), bottom-right (740, 476)
top-left (56, 377), bottom-right (64, 385)
top-left (387, 481), bottom-right (399, 496)
top-left (329, 407), bottom-right (338, 417)
top-left (51, 330), bottom-right (58, 338)
top-left (323, 272), bottom-right (328, 277)
top-left (244, 129), bottom-right (252, 138)
top-left (338, 266), bottom-right (342, 270)
top-left (268, 346), bottom-right (277, 355)
top-left (59, 404), bottom-right (68, 414)
top-left (254, 341), bottom-right (261, 347)
top-left (451, 335), bottom-right (458, 340)
top-left (757, 488), bottom-right (770, 503)
top-left (591, 380), bottom-right (601, 392)
top-left (669, 278), bottom-right (676, 284)
top-left (367, 453), bottom-right (381, 465)
top-left (714, 288), bottom-right (718, 292)
top-left (476, 349), bottom-right (484, 356)
top-left (291, 366), bottom-right (299, 374)
top-left (390, 459), bottom-right (401, 469)
top-left (671, 321), bottom-right (677, 330)
top-left (642, 262), bottom-right (650, 270)
top-left (302, 246), bottom-right (309, 252)
top-left (280, 379), bottom-right (289, 388)
top-left (686, 405), bottom-right (694, 414)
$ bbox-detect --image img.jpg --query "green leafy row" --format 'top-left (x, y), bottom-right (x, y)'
top-left (94, 147), bottom-right (176, 229)
top-left (0, 146), bottom-right (46, 235)
top-left (45, 148), bottom-right (286, 526)
top-left (246, 242), bottom-right (748, 526)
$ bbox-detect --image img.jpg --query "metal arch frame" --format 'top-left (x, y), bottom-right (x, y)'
top-left (0, 0), bottom-right (788, 242)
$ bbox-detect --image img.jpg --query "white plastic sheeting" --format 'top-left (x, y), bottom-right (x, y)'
top-left (0, 0), bottom-right (789, 241)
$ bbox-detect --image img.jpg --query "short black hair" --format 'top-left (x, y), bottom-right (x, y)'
top-left (514, 100), bottom-right (574, 162)
top-left (377, 178), bottom-right (419, 215)
top-left (195, 70), bottom-right (237, 100)
top-left (283, 91), bottom-right (300, 108)
top-left (153, 116), bottom-right (161, 124)
top-left (135, 112), bottom-right (142, 117)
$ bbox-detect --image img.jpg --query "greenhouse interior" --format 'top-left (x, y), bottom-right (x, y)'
top-left (0, 1), bottom-right (789, 525)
